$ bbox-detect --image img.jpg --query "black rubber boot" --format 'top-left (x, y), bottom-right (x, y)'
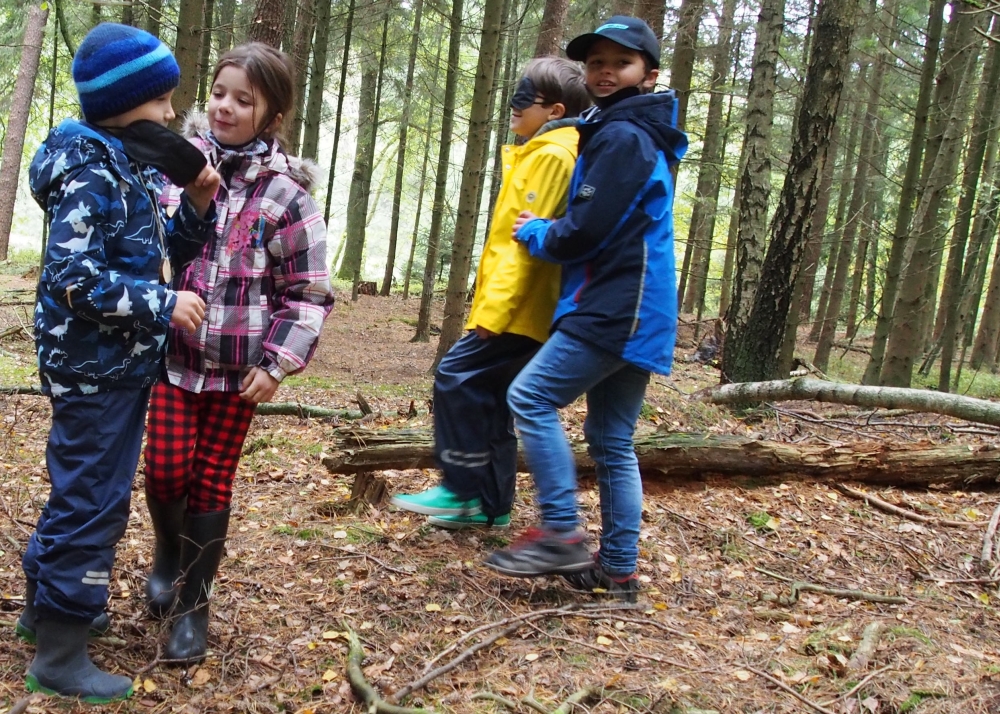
top-left (26, 618), bottom-right (133, 703)
top-left (164, 509), bottom-right (230, 663)
top-left (16, 580), bottom-right (111, 645)
top-left (144, 495), bottom-right (187, 618)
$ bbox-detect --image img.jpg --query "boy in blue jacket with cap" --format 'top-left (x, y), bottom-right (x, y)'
top-left (485, 16), bottom-right (687, 603)
top-left (19, 23), bottom-right (219, 702)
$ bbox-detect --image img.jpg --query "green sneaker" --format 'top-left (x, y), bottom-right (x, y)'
top-left (427, 513), bottom-right (511, 530)
top-left (389, 485), bottom-right (482, 516)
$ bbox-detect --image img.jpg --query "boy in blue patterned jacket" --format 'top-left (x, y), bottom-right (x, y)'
top-left (18, 23), bottom-right (220, 702)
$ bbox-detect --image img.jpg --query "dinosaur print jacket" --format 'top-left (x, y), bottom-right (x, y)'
top-left (29, 119), bottom-right (215, 397)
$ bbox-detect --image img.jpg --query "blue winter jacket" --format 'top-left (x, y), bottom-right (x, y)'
top-left (515, 90), bottom-right (688, 375)
top-left (29, 119), bottom-right (215, 397)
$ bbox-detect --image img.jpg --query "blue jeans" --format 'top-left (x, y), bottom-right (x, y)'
top-left (507, 330), bottom-right (650, 576)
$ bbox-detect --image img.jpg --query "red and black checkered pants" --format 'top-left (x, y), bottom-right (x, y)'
top-left (144, 380), bottom-right (256, 513)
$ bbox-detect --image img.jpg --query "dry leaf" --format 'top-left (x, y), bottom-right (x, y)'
top-left (734, 670), bottom-right (752, 681)
top-left (425, 603), bottom-right (441, 612)
top-left (142, 678), bottom-right (157, 693)
top-left (524, 653), bottom-right (539, 661)
top-left (322, 669), bottom-right (337, 682)
top-left (596, 635), bottom-right (614, 646)
top-left (190, 668), bottom-right (212, 687)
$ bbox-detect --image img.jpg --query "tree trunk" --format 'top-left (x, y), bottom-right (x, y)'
top-left (172, 0), bottom-right (205, 127)
top-left (146, 0), bottom-right (163, 37)
top-left (380, 0), bottom-right (425, 296)
top-left (433, 0), bottom-right (505, 365)
top-left (197, 0), bottom-right (215, 106)
top-left (721, 0), bottom-right (858, 384)
top-left (796, 119), bottom-right (840, 324)
top-left (533, 0), bottom-right (569, 57)
top-left (0, 3), bottom-right (47, 262)
top-left (668, 0), bottom-right (704, 132)
top-left (681, 0), bottom-right (737, 316)
top-left (717, 145), bottom-right (747, 318)
top-left (300, 0), bottom-right (331, 160)
top-left (719, 0), bottom-right (785, 369)
top-left (289, 0), bottom-right (317, 155)
top-left (321, 424), bottom-right (1000, 490)
top-left (413, 0), bottom-right (464, 342)
top-left (248, 0), bottom-right (285, 46)
top-left (937, 15), bottom-right (1000, 391)
top-left (635, 0), bottom-right (666, 41)
top-left (336, 63), bottom-right (378, 283)
top-left (403, 32), bottom-right (444, 301)
top-left (970, 150), bottom-right (1000, 371)
top-left (323, 0), bottom-right (356, 224)
top-left (881, 4), bottom-right (982, 387)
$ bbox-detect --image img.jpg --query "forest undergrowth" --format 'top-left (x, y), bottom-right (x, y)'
top-left (2, 273), bottom-right (1000, 713)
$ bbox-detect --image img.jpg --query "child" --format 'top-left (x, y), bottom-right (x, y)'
top-left (142, 43), bottom-right (334, 664)
top-left (20, 23), bottom-right (220, 701)
top-left (390, 58), bottom-right (590, 529)
top-left (484, 17), bottom-right (688, 602)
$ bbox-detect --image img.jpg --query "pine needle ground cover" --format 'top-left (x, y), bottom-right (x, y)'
top-left (2, 276), bottom-right (1000, 713)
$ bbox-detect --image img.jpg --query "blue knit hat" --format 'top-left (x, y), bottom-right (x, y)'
top-left (72, 23), bottom-right (180, 123)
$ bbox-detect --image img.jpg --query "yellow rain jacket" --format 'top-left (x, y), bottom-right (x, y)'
top-left (466, 123), bottom-right (579, 344)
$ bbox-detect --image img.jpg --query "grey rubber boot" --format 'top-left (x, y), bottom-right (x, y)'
top-left (26, 619), bottom-right (133, 703)
top-left (164, 509), bottom-right (230, 663)
top-left (16, 580), bottom-right (111, 644)
top-left (144, 495), bottom-right (187, 618)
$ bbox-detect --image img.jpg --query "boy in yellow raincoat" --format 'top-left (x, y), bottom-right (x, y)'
top-left (392, 57), bottom-right (590, 528)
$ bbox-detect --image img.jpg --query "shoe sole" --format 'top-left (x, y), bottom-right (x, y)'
top-left (389, 496), bottom-right (481, 517)
top-left (427, 516), bottom-right (509, 530)
top-left (25, 674), bottom-right (133, 704)
top-left (484, 558), bottom-right (595, 578)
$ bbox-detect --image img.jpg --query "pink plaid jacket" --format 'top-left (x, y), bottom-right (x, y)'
top-left (162, 115), bottom-right (334, 393)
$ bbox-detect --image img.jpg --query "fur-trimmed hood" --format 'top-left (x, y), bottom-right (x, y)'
top-left (181, 112), bottom-right (322, 192)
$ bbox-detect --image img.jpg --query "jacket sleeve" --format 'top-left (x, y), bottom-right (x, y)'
top-left (41, 164), bottom-right (176, 333)
top-left (165, 192), bottom-right (216, 269)
top-left (471, 146), bottom-right (573, 334)
top-left (516, 126), bottom-right (658, 264)
top-left (260, 191), bottom-right (335, 381)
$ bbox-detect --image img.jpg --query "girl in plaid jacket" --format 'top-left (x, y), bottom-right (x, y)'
top-left (142, 43), bottom-right (334, 663)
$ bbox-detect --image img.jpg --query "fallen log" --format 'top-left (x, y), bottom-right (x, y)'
top-left (696, 377), bottom-right (1000, 427)
top-left (321, 427), bottom-right (1000, 489)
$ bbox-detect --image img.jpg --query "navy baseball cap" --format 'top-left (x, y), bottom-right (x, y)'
top-left (566, 16), bottom-right (660, 69)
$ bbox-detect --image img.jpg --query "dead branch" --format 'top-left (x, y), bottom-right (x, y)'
top-left (471, 692), bottom-right (522, 711)
top-left (344, 623), bottom-right (431, 714)
top-left (847, 622), bottom-right (884, 671)
top-left (0, 385), bottom-right (41, 396)
top-left (552, 687), bottom-right (600, 714)
top-left (743, 664), bottom-right (837, 714)
top-left (755, 568), bottom-right (907, 605)
top-left (697, 376), bottom-right (1000, 427)
top-left (834, 484), bottom-right (973, 528)
top-left (255, 402), bottom-right (363, 420)
top-left (322, 427), bottom-right (1000, 489)
top-left (821, 665), bottom-right (893, 706)
top-left (982, 504), bottom-right (1000, 566)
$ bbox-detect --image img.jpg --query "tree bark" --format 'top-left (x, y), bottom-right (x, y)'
top-left (172, 0), bottom-right (205, 127)
top-left (197, 0), bottom-right (215, 106)
top-left (635, 0), bottom-right (666, 41)
top-left (720, 0), bottom-right (784, 352)
top-left (323, 0), bottom-right (355, 224)
top-left (300, 0), bottom-right (331, 160)
top-left (722, 0), bottom-right (857, 383)
top-left (533, 0), bottom-right (570, 57)
top-left (321, 424), bottom-right (1000, 489)
top-left (0, 2), bottom-right (48, 262)
top-left (667, 0), bottom-right (704, 132)
top-left (289, 0), bottom-right (317, 155)
top-left (433, 0), bottom-right (505, 365)
top-left (413, 0), bottom-right (464, 342)
top-left (380, 0), bottom-right (425, 296)
top-left (248, 0), bottom-right (285, 47)
top-left (971, 148), bottom-right (1000, 370)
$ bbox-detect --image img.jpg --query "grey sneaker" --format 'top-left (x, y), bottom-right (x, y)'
top-left (563, 553), bottom-right (640, 603)
top-left (484, 527), bottom-right (593, 577)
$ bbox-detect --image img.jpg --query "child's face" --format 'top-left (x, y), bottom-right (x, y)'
top-left (208, 65), bottom-right (274, 146)
top-left (99, 90), bottom-right (176, 128)
top-left (509, 96), bottom-right (562, 138)
top-left (584, 39), bottom-right (657, 99)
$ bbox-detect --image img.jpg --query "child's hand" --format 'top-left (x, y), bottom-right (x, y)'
top-left (240, 366), bottom-right (280, 404)
top-left (170, 291), bottom-right (206, 333)
top-left (512, 211), bottom-right (539, 239)
top-left (183, 165), bottom-right (221, 219)
top-left (475, 326), bottom-right (497, 339)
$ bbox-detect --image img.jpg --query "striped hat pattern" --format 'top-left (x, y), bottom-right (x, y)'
top-left (72, 23), bottom-right (180, 123)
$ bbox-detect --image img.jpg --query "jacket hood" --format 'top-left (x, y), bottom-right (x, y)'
top-left (582, 91), bottom-right (688, 164)
top-left (182, 112), bottom-right (322, 191)
top-left (29, 119), bottom-right (130, 206)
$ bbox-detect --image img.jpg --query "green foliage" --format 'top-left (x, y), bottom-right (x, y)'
top-left (746, 511), bottom-right (776, 532)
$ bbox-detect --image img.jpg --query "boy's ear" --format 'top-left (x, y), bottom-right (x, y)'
top-left (547, 102), bottom-right (566, 120)
top-left (642, 68), bottom-right (659, 91)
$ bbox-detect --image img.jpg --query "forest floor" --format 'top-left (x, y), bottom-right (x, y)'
top-left (3, 266), bottom-right (1000, 714)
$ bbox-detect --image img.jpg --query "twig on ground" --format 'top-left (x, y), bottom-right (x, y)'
top-left (847, 621), bottom-right (884, 670)
top-left (755, 568), bottom-right (906, 605)
top-left (834, 484), bottom-right (973, 528)
top-left (471, 692), bottom-right (522, 711)
top-left (520, 695), bottom-right (552, 714)
top-left (523, 618), bottom-right (694, 668)
top-left (344, 622), bottom-right (431, 714)
top-left (552, 686), bottom-right (601, 714)
top-left (982, 504), bottom-right (1000, 566)
top-left (822, 665), bottom-right (893, 706)
top-left (743, 664), bottom-right (837, 714)
top-left (6, 695), bottom-right (42, 714)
